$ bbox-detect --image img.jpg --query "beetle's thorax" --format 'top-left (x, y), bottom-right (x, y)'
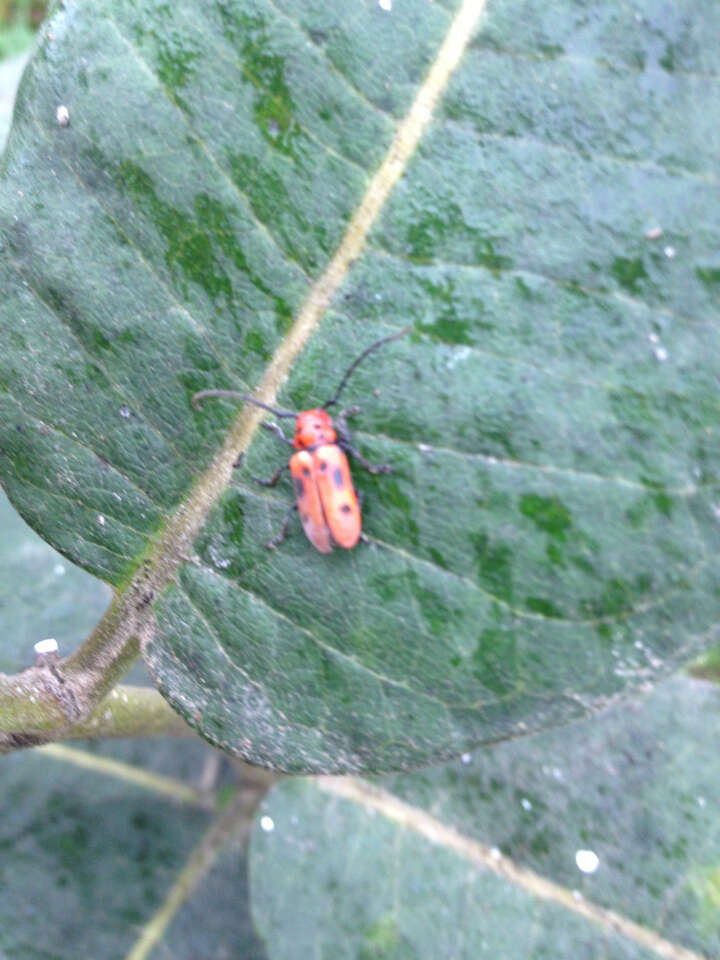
top-left (293, 408), bottom-right (337, 449)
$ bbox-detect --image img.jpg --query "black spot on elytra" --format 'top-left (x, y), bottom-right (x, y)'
top-left (302, 466), bottom-right (311, 477)
top-left (333, 467), bottom-right (344, 488)
top-left (294, 477), bottom-right (305, 498)
top-left (319, 461), bottom-right (328, 472)
top-left (341, 504), bottom-right (352, 514)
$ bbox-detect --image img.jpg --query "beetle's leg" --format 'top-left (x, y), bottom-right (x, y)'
top-left (335, 405), bottom-right (360, 442)
top-left (253, 462), bottom-right (289, 487)
top-left (342, 442), bottom-right (392, 475)
top-left (253, 423), bottom-right (293, 484)
top-left (264, 503), bottom-right (297, 550)
top-left (335, 407), bottom-right (391, 473)
top-left (261, 420), bottom-right (294, 446)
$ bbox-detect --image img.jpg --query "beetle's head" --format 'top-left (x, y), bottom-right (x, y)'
top-left (294, 409), bottom-right (336, 449)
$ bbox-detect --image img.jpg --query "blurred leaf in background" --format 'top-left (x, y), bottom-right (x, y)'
top-left (1, 1), bottom-right (720, 957)
top-left (0, 0), bottom-right (46, 59)
top-left (253, 677), bottom-right (720, 959)
top-left (0, 488), bottom-right (110, 671)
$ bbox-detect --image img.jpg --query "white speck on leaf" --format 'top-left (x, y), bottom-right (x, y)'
top-left (56, 105), bottom-right (70, 127)
top-left (445, 346), bottom-right (471, 370)
top-left (260, 816), bottom-right (275, 832)
top-left (34, 638), bottom-right (58, 655)
top-left (575, 849), bottom-right (600, 874)
top-left (664, 245), bottom-right (676, 258)
top-left (208, 545), bottom-right (231, 569)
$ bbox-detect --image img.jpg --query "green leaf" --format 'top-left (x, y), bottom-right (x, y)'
top-left (0, 489), bottom-right (111, 673)
top-left (0, 484), bottom-right (265, 957)
top-left (688, 644), bottom-right (720, 684)
top-left (0, 747), bottom-right (211, 958)
top-left (251, 676), bottom-right (720, 958)
top-left (0, 741), bottom-right (271, 959)
top-left (0, 52), bottom-right (31, 152)
top-left (1, 0), bottom-right (719, 771)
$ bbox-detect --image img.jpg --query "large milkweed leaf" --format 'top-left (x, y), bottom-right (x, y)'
top-left (251, 677), bottom-right (720, 959)
top-left (0, 741), bottom-right (265, 959)
top-left (0, 748), bottom-right (213, 958)
top-left (1, 0), bottom-right (719, 772)
top-left (0, 489), bottom-right (265, 959)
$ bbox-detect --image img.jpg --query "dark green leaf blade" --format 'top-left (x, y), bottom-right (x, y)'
top-left (251, 677), bottom-right (720, 958)
top-left (0, 748), bottom-right (211, 958)
top-left (385, 676), bottom-right (720, 957)
top-left (1, 0), bottom-right (720, 772)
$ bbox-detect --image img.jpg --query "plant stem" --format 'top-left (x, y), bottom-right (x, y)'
top-left (0, 584), bottom-right (148, 741)
top-left (0, 684), bottom-right (194, 753)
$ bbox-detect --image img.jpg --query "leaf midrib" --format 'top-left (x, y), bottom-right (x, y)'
top-left (59, 0), bottom-right (490, 702)
top-left (316, 776), bottom-right (709, 960)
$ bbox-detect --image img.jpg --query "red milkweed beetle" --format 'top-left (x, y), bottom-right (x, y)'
top-left (192, 327), bottom-right (410, 553)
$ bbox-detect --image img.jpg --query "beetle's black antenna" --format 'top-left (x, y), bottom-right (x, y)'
top-left (323, 326), bottom-right (411, 410)
top-left (191, 390), bottom-right (297, 418)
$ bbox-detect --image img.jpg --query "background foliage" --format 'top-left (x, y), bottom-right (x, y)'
top-left (1, 0), bottom-right (719, 956)
top-left (2, 0), bottom-right (719, 774)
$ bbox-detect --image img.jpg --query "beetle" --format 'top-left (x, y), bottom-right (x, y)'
top-left (192, 327), bottom-right (410, 553)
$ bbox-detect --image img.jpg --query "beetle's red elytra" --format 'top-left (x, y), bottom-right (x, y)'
top-left (192, 327), bottom-right (410, 552)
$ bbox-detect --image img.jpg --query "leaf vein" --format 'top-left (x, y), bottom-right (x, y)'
top-left (0, 392), bottom-right (169, 512)
top-left (105, 15), bottom-right (314, 283)
top-left (476, 40), bottom-right (720, 83)
top-left (468, 129), bottom-right (718, 186)
top-left (260, 0), bottom-right (395, 121)
top-left (0, 453), bottom-right (152, 541)
top-left (194, 559), bottom-right (456, 714)
top-left (366, 247), bottom-right (704, 330)
top-left (174, 4), bottom-right (377, 177)
top-left (6, 251), bottom-right (197, 473)
top-left (353, 428), bottom-right (698, 497)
